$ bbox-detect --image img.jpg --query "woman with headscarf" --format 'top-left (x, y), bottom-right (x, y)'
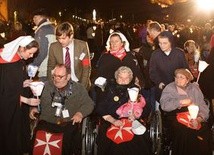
top-left (160, 68), bottom-right (212, 155)
top-left (0, 36), bottom-right (40, 154)
top-left (96, 32), bottom-right (143, 87)
top-left (149, 31), bottom-right (189, 101)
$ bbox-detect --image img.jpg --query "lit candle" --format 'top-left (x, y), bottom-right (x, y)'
top-left (92, 9), bottom-right (96, 21)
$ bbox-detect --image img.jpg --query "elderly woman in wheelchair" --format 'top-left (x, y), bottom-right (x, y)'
top-left (160, 68), bottom-right (212, 155)
top-left (95, 66), bottom-right (152, 155)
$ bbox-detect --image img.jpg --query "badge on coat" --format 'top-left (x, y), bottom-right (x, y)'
top-left (114, 96), bottom-right (119, 102)
top-left (79, 53), bottom-right (86, 60)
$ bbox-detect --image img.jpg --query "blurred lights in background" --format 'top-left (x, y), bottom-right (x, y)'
top-left (196, 0), bottom-right (214, 11)
top-left (150, 0), bottom-right (187, 7)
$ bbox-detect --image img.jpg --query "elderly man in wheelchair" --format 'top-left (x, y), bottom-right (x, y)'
top-left (29, 64), bottom-right (94, 155)
top-left (159, 68), bottom-right (212, 155)
top-left (95, 66), bottom-right (152, 155)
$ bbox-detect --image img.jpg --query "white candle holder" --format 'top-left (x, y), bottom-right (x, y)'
top-left (127, 87), bottom-right (139, 102)
top-left (188, 104), bottom-right (199, 119)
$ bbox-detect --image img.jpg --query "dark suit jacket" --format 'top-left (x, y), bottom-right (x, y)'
top-left (47, 39), bottom-right (91, 90)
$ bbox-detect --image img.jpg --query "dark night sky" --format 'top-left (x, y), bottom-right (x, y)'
top-left (10, 0), bottom-right (212, 24)
top-left (11, 0), bottom-right (164, 22)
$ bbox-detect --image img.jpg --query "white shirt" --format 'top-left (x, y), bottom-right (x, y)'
top-left (63, 42), bottom-right (79, 82)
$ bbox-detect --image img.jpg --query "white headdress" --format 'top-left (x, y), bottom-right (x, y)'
top-left (0, 36), bottom-right (35, 62)
top-left (105, 32), bottom-right (130, 52)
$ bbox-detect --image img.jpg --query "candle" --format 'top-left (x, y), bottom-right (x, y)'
top-left (127, 87), bottom-right (139, 102)
top-left (188, 104), bottom-right (199, 119)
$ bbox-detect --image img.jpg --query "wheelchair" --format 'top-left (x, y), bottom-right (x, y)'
top-left (81, 116), bottom-right (98, 155)
top-left (149, 110), bottom-right (163, 155)
top-left (81, 110), bottom-right (163, 155)
top-left (31, 115), bottom-right (98, 155)
top-left (80, 100), bottom-right (164, 155)
top-left (149, 99), bottom-right (214, 155)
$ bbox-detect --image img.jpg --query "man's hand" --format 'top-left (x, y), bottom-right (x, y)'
top-left (71, 112), bottom-right (83, 125)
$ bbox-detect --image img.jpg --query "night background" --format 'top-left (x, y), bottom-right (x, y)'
top-left (6, 0), bottom-right (214, 25)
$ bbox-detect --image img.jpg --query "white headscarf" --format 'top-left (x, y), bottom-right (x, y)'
top-left (1, 36), bottom-right (35, 62)
top-left (105, 32), bottom-right (130, 52)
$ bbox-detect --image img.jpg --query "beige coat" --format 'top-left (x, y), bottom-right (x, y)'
top-left (47, 39), bottom-right (91, 90)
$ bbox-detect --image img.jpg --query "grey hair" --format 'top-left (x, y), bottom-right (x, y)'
top-left (114, 66), bottom-right (133, 81)
top-left (51, 64), bottom-right (71, 75)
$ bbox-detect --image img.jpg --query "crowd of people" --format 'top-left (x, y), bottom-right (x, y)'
top-left (0, 7), bottom-right (214, 155)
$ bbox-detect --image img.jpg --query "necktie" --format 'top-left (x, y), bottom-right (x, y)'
top-left (65, 47), bottom-right (71, 68)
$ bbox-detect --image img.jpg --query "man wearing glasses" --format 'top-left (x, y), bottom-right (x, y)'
top-left (30, 64), bottom-right (94, 154)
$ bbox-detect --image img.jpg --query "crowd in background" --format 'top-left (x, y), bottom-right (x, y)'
top-left (0, 10), bottom-right (214, 154)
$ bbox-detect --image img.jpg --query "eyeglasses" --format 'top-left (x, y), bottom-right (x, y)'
top-left (52, 74), bottom-right (66, 79)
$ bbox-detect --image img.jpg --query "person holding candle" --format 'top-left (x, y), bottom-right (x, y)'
top-left (96, 66), bottom-right (151, 155)
top-left (30, 64), bottom-right (94, 155)
top-left (160, 68), bottom-right (212, 155)
top-left (0, 36), bottom-right (40, 154)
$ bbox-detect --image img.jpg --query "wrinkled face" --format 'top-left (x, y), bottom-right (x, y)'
top-left (158, 37), bottom-right (172, 52)
top-left (175, 73), bottom-right (189, 88)
top-left (52, 67), bottom-right (70, 89)
top-left (109, 35), bottom-right (124, 51)
top-left (33, 15), bottom-right (44, 26)
top-left (19, 47), bottom-right (38, 60)
top-left (57, 34), bottom-right (73, 47)
top-left (116, 72), bottom-right (131, 85)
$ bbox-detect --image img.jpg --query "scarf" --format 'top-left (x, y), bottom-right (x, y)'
top-left (110, 47), bottom-right (126, 60)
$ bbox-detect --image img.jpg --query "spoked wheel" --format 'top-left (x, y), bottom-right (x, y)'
top-left (81, 117), bottom-right (98, 155)
top-left (149, 111), bottom-right (163, 155)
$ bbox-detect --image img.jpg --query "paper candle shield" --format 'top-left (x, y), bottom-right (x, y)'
top-left (132, 120), bottom-right (146, 135)
top-left (94, 77), bottom-right (107, 91)
top-left (127, 87), bottom-right (139, 102)
top-left (94, 77), bottom-right (107, 86)
top-left (188, 104), bottom-right (199, 119)
top-left (198, 60), bottom-right (209, 72)
top-left (30, 81), bottom-right (45, 96)
top-left (28, 65), bottom-right (38, 78)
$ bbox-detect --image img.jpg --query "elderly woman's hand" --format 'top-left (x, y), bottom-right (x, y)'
top-left (189, 117), bottom-right (202, 129)
top-left (180, 99), bottom-right (192, 107)
top-left (112, 119), bottom-right (123, 127)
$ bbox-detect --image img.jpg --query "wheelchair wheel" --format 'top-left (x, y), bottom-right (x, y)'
top-left (81, 117), bottom-right (97, 155)
top-left (150, 111), bottom-right (162, 155)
